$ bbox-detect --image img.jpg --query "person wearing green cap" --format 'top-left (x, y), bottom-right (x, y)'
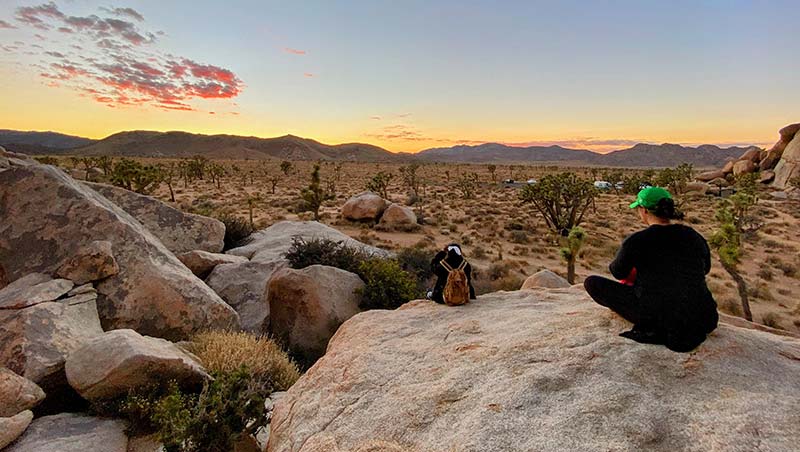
top-left (583, 186), bottom-right (718, 352)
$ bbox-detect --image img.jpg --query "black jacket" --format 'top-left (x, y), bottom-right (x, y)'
top-left (611, 224), bottom-right (718, 351)
top-left (430, 250), bottom-right (476, 304)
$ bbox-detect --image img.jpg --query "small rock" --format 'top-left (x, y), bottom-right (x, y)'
top-left (377, 203), bottom-right (418, 229)
top-left (0, 410), bottom-right (34, 450)
top-left (684, 181), bottom-right (709, 194)
top-left (0, 368), bottom-right (45, 417)
top-left (56, 240), bottom-right (119, 285)
top-left (521, 269), bottom-right (571, 289)
top-left (760, 170), bottom-right (776, 184)
top-left (707, 177), bottom-right (730, 187)
top-left (695, 170), bottom-right (725, 182)
top-left (65, 329), bottom-right (209, 401)
top-left (178, 250), bottom-right (248, 278)
top-left (6, 413), bottom-right (128, 452)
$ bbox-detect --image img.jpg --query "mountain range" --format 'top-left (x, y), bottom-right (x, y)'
top-left (0, 129), bottom-right (756, 167)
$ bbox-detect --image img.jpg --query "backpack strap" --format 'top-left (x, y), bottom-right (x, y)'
top-left (457, 260), bottom-right (467, 271)
top-left (440, 260), bottom-right (454, 272)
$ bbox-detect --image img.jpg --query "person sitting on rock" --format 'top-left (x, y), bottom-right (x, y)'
top-left (583, 186), bottom-right (718, 352)
top-left (429, 243), bottom-right (476, 305)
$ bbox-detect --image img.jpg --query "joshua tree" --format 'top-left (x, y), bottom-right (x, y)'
top-left (655, 163), bottom-right (693, 195)
top-left (157, 162), bottom-right (177, 202)
top-left (268, 175), bottom-right (280, 194)
top-left (280, 161), bottom-right (294, 176)
top-left (299, 164), bottom-right (333, 221)
top-left (488, 164), bottom-right (497, 182)
top-left (399, 163), bottom-right (421, 198)
top-left (710, 201), bottom-right (752, 321)
top-left (365, 171), bottom-right (393, 199)
top-left (80, 157), bottom-right (98, 180)
top-left (560, 226), bottom-right (586, 284)
top-left (333, 163), bottom-right (343, 182)
top-left (208, 164), bottom-right (226, 189)
top-left (96, 156), bottom-right (114, 175)
top-left (520, 172), bottom-right (596, 237)
top-left (456, 172), bottom-right (478, 199)
top-left (246, 193), bottom-right (261, 229)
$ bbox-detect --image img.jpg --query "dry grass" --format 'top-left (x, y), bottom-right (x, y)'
top-left (189, 331), bottom-right (301, 391)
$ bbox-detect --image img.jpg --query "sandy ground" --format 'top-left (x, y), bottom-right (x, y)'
top-left (59, 158), bottom-right (800, 333)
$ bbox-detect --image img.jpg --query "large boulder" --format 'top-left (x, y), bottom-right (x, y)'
top-left (695, 170), bottom-right (725, 182)
top-left (206, 260), bottom-right (287, 333)
top-left (268, 289), bottom-right (800, 452)
top-left (520, 269), bottom-right (571, 289)
top-left (377, 203), bottom-right (418, 229)
top-left (341, 192), bottom-right (387, 222)
top-left (56, 240), bottom-right (119, 285)
top-left (84, 182), bottom-right (225, 254)
top-left (738, 147), bottom-right (761, 163)
top-left (683, 181), bottom-right (710, 194)
top-left (0, 166), bottom-right (239, 339)
top-left (774, 132), bottom-right (800, 189)
top-left (178, 250), bottom-right (248, 279)
top-left (0, 368), bottom-right (45, 417)
top-left (267, 265), bottom-right (365, 364)
top-left (0, 410), bottom-right (33, 449)
top-left (65, 329), bottom-right (208, 401)
top-left (0, 295), bottom-right (103, 389)
top-left (227, 221), bottom-right (389, 263)
top-left (0, 274), bottom-right (73, 309)
top-left (6, 413), bottom-right (128, 452)
top-left (732, 159), bottom-right (757, 177)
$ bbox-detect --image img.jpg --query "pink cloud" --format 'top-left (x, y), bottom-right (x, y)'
top-left (284, 47), bottom-right (307, 55)
top-left (303, 72), bottom-right (314, 78)
top-left (12, 3), bottom-right (244, 113)
top-left (0, 20), bottom-right (17, 29)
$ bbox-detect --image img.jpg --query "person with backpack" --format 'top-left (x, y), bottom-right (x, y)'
top-left (429, 243), bottom-right (476, 306)
top-left (583, 186), bottom-right (718, 352)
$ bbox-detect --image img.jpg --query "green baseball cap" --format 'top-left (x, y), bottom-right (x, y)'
top-left (629, 186), bottom-right (672, 209)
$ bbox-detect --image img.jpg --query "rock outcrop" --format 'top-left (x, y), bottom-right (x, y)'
top-left (267, 265), bottom-right (364, 364)
top-left (0, 368), bottom-right (45, 417)
top-left (520, 269), bottom-right (571, 289)
top-left (268, 289), bottom-right (800, 452)
top-left (66, 329), bottom-right (208, 401)
top-left (177, 250), bottom-right (247, 279)
top-left (85, 181), bottom-right (226, 254)
top-left (0, 165), bottom-right (239, 339)
top-left (341, 192), bottom-right (388, 222)
top-left (6, 413), bottom-right (128, 452)
top-left (774, 126), bottom-right (800, 189)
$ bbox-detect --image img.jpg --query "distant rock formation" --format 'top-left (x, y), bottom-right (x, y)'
top-left (268, 288), bottom-right (800, 451)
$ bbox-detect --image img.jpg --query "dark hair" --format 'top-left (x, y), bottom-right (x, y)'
top-left (649, 197), bottom-right (684, 220)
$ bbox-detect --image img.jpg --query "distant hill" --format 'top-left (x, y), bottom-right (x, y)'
top-left (0, 129), bottom-right (96, 153)
top-left (31, 130), bottom-right (403, 162)
top-left (417, 142), bottom-right (754, 167)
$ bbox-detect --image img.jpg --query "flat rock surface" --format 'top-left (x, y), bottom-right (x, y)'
top-left (0, 274), bottom-right (73, 309)
top-left (0, 165), bottom-right (238, 340)
top-left (0, 410), bottom-right (33, 449)
top-left (268, 288), bottom-right (800, 452)
top-left (178, 250), bottom-right (248, 278)
top-left (227, 221), bottom-right (389, 263)
top-left (6, 413), bottom-right (128, 452)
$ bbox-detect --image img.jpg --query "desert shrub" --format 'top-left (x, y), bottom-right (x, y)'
top-left (509, 230), bottom-right (529, 244)
top-left (356, 258), bottom-right (418, 310)
top-left (761, 312), bottom-right (783, 329)
top-left (216, 212), bottom-right (254, 250)
top-left (756, 267), bottom-right (774, 282)
top-left (396, 246), bottom-right (434, 283)
top-left (34, 156), bottom-right (59, 165)
top-left (189, 331), bottom-right (300, 391)
top-left (284, 237), bottom-right (369, 274)
top-left (154, 368), bottom-right (269, 452)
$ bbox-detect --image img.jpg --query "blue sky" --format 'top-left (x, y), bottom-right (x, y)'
top-left (0, 0), bottom-right (797, 152)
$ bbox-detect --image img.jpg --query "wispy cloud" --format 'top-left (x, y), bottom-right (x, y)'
top-left (284, 47), bottom-right (307, 55)
top-left (0, 20), bottom-right (17, 29)
top-left (8, 2), bottom-right (243, 112)
top-left (303, 72), bottom-right (314, 77)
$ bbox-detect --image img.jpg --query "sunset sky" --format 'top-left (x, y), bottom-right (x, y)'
top-left (0, 1), bottom-right (797, 153)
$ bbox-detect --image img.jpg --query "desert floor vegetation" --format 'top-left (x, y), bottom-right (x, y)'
top-left (50, 156), bottom-right (800, 333)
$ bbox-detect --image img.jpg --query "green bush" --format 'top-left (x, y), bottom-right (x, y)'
top-left (111, 368), bottom-right (269, 452)
top-left (284, 237), bottom-right (370, 273)
top-left (396, 246), bottom-right (434, 295)
top-left (357, 258), bottom-right (418, 310)
top-left (216, 212), bottom-right (254, 250)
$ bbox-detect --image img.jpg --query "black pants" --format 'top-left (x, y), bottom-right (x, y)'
top-left (583, 275), bottom-right (651, 327)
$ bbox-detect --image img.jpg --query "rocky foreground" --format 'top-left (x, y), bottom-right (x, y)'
top-left (269, 288), bottom-right (800, 452)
